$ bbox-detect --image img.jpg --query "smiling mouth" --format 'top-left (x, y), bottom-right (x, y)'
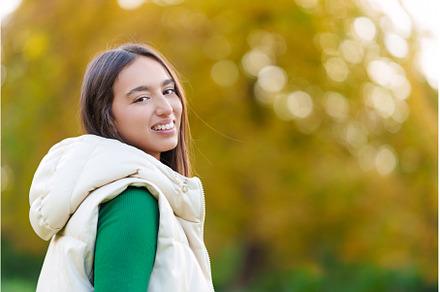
top-left (151, 121), bottom-right (175, 131)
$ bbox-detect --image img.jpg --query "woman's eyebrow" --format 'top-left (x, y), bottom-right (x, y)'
top-left (162, 79), bottom-right (175, 87)
top-left (126, 85), bottom-right (150, 97)
top-left (126, 79), bottom-right (175, 97)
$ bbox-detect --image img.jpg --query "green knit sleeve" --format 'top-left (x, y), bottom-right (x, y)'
top-left (93, 186), bottom-right (159, 291)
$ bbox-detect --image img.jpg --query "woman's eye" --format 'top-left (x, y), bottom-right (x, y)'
top-left (134, 96), bottom-right (149, 103)
top-left (163, 88), bottom-right (176, 95)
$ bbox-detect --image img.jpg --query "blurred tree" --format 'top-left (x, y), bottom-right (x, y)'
top-left (1, 0), bottom-right (437, 290)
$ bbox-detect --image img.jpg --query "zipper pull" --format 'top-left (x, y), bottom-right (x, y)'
top-left (175, 173), bottom-right (189, 193)
top-left (181, 178), bottom-right (188, 193)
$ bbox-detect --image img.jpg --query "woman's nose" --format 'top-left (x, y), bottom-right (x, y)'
top-left (155, 94), bottom-right (173, 116)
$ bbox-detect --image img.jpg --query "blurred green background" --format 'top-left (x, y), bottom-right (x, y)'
top-left (1, 0), bottom-right (437, 291)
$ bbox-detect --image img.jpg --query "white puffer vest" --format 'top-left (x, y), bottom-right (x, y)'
top-left (29, 135), bottom-right (214, 291)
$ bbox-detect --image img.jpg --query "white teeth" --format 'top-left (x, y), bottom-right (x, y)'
top-left (153, 121), bottom-right (174, 131)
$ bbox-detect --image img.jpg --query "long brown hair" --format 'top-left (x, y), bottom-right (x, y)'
top-left (80, 43), bottom-right (191, 176)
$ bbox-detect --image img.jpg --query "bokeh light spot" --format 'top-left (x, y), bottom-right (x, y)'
top-left (324, 57), bottom-right (349, 82)
top-left (363, 83), bottom-right (396, 118)
top-left (211, 60), bottom-right (239, 87)
top-left (367, 59), bottom-right (403, 88)
top-left (324, 91), bottom-right (349, 120)
top-left (340, 39), bottom-right (364, 64)
top-left (117, 0), bottom-right (146, 10)
top-left (384, 33), bottom-right (409, 58)
top-left (241, 49), bottom-right (272, 77)
top-left (370, 86), bottom-right (395, 118)
top-left (353, 17), bottom-right (376, 41)
top-left (390, 75), bottom-right (411, 100)
top-left (391, 99), bottom-right (409, 123)
top-left (375, 145), bottom-right (398, 175)
top-left (257, 65), bottom-right (286, 92)
top-left (287, 91), bottom-right (313, 119)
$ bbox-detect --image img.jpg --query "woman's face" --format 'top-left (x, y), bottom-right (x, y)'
top-left (111, 56), bottom-right (182, 159)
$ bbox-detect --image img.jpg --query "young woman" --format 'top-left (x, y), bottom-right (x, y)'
top-left (29, 43), bottom-right (214, 291)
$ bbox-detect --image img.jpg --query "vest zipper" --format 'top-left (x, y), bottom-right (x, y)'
top-left (175, 173), bottom-right (214, 291)
top-left (196, 178), bottom-right (215, 291)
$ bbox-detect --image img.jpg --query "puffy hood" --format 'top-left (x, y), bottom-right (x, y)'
top-left (29, 134), bottom-right (203, 241)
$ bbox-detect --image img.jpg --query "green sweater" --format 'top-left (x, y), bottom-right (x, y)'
top-left (94, 187), bottom-right (159, 291)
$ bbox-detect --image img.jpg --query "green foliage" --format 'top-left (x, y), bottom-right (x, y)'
top-left (1, 239), bottom-right (43, 290)
top-left (1, 278), bottom-right (36, 292)
top-left (1, 0), bottom-right (437, 289)
top-left (244, 265), bottom-right (437, 292)
top-left (213, 245), bottom-right (438, 291)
